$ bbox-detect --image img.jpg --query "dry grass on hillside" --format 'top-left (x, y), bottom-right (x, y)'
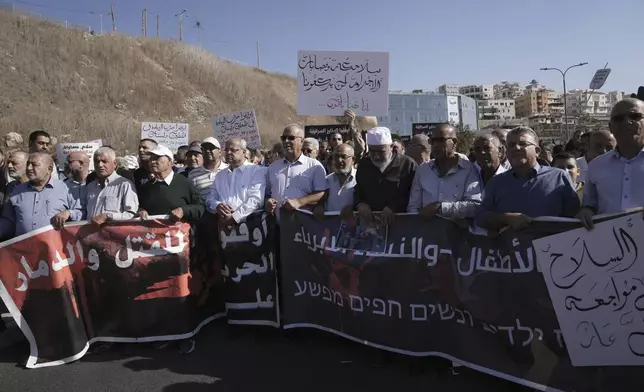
top-left (0, 10), bottom-right (337, 152)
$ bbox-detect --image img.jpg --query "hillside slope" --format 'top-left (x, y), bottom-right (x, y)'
top-left (0, 10), bottom-right (336, 152)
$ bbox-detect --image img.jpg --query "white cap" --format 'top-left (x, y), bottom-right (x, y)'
top-left (202, 137), bottom-right (221, 149)
top-left (148, 145), bottom-right (174, 160)
top-left (366, 127), bottom-right (393, 145)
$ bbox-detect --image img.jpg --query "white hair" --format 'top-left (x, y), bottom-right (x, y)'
top-left (94, 146), bottom-right (117, 160)
top-left (226, 138), bottom-right (247, 150)
top-left (303, 137), bottom-right (319, 150)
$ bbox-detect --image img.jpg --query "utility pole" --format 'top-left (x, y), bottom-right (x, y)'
top-left (256, 41), bottom-right (260, 68)
top-left (540, 62), bottom-right (588, 140)
top-left (156, 14), bottom-right (159, 38)
top-left (175, 10), bottom-right (187, 42)
top-left (141, 9), bottom-right (147, 36)
top-left (99, 14), bottom-right (103, 34)
top-left (110, 2), bottom-right (116, 31)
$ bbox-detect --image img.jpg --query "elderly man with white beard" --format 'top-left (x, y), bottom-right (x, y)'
top-left (353, 127), bottom-right (417, 225)
top-left (313, 144), bottom-right (356, 219)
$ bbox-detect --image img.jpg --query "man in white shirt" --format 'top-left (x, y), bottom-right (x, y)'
top-left (188, 137), bottom-right (228, 198)
top-left (302, 138), bottom-right (319, 160)
top-left (576, 130), bottom-right (616, 183)
top-left (313, 144), bottom-right (356, 218)
top-left (473, 134), bottom-right (508, 187)
top-left (578, 98), bottom-right (644, 229)
top-left (206, 138), bottom-right (266, 224)
top-left (84, 146), bottom-right (139, 225)
top-left (265, 124), bottom-right (328, 221)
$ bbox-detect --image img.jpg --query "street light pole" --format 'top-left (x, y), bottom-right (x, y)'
top-left (540, 62), bottom-right (588, 140)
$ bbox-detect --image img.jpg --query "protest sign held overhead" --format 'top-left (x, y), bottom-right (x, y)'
top-left (297, 50), bottom-right (389, 116)
top-left (304, 124), bottom-right (351, 140)
top-left (589, 68), bottom-right (611, 90)
top-left (411, 123), bottom-right (441, 135)
top-left (140, 122), bottom-right (190, 152)
top-left (213, 109), bottom-right (261, 149)
top-left (55, 141), bottom-right (102, 171)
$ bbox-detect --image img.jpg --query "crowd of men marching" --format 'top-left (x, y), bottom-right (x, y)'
top-left (0, 97), bottom-right (643, 356)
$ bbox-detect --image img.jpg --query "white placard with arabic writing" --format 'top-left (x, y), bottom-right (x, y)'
top-left (297, 50), bottom-right (389, 116)
top-left (55, 141), bottom-right (102, 171)
top-left (140, 122), bottom-right (189, 152)
top-left (212, 109), bottom-right (261, 149)
top-left (533, 213), bottom-right (644, 366)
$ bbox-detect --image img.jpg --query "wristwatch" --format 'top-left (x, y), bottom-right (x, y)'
top-left (106, 213), bottom-right (114, 220)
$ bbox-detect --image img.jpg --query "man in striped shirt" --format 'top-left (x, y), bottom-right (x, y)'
top-left (188, 137), bottom-right (228, 198)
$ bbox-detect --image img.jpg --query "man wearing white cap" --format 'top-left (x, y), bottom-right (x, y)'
top-left (188, 137), bottom-right (228, 198)
top-left (353, 127), bottom-right (417, 225)
top-left (136, 144), bottom-right (204, 355)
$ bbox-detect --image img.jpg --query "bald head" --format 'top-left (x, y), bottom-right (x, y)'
top-left (586, 130), bottom-right (616, 161)
top-left (408, 134), bottom-right (431, 164)
top-left (611, 98), bottom-right (644, 116)
top-left (475, 134), bottom-right (502, 148)
top-left (67, 151), bottom-right (90, 164)
top-left (609, 98), bottom-right (644, 151)
top-left (66, 150), bottom-right (90, 182)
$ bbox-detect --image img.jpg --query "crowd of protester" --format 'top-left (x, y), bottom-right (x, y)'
top-left (0, 97), bottom-right (642, 361)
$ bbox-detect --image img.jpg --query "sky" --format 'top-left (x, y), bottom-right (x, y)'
top-left (9, 0), bottom-right (644, 94)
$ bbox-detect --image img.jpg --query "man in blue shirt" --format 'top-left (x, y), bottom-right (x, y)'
top-left (476, 127), bottom-right (580, 231)
top-left (0, 153), bottom-right (82, 239)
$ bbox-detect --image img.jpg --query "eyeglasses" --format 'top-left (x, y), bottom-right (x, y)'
top-left (334, 154), bottom-right (354, 160)
top-left (302, 148), bottom-right (313, 154)
top-left (611, 112), bottom-right (644, 123)
top-left (281, 135), bottom-right (302, 142)
top-left (507, 141), bottom-right (537, 149)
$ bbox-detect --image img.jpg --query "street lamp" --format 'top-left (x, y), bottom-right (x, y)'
top-left (540, 62), bottom-right (588, 140)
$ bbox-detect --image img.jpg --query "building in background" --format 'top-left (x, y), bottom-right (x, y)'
top-left (478, 99), bottom-right (516, 120)
top-left (605, 91), bottom-right (625, 107)
top-left (459, 84), bottom-right (494, 100)
top-left (437, 84), bottom-right (460, 95)
top-left (514, 88), bottom-right (561, 118)
top-left (493, 81), bottom-right (523, 99)
top-left (566, 90), bottom-right (609, 118)
top-left (377, 92), bottom-right (478, 135)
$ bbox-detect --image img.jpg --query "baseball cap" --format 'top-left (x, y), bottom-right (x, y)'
top-left (187, 145), bottom-right (202, 154)
top-left (148, 145), bottom-right (174, 160)
top-left (202, 137), bottom-right (221, 149)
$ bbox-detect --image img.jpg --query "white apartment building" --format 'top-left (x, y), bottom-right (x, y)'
top-left (493, 82), bottom-right (523, 100)
top-left (437, 84), bottom-right (460, 95)
top-left (459, 84), bottom-right (494, 100)
top-left (566, 90), bottom-right (610, 117)
top-left (478, 99), bottom-right (516, 120)
top-left (377, 92), bottom-right (478, 135)
top-left (606, 91), bottom-right (624, 107)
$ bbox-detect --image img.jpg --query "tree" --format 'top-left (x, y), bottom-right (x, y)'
top-left (455, 123), bottom-right (477, 154)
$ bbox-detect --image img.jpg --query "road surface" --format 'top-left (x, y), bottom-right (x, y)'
top-left (0, 319), bottom-right (532, 391)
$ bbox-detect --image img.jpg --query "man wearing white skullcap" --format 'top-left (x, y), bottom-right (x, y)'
top-left (350, 127), bottom-right (417, 225)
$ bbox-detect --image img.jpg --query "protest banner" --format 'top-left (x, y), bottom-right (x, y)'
top-left (297, 50), bottom-right (389, 116)
top-left (0, 212), bottom-right (277, 368)
top-left (55, 141), bottom-right (102, 171)
top-left (212, 109), bottom-right (261, 149)
top-left (279, 209), bottom-right (644, 392)
top-left (411, 122), bottom-right (440, 135)
top-left (304, 124), bottom-right (351, 140)
top-left (140, 122), bottom-right (189, 152)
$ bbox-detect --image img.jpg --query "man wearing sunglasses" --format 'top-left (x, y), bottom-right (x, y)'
top-left (575, 130), bottom-right (616, 183)
top-left (578, 98), bottom-right (644, 230)
top-left (477, 127), bottom-right (580, 232)
top-left (302, 138), bottom-right (320, 160)
top-left (265, 124), bottom-right (328, 221)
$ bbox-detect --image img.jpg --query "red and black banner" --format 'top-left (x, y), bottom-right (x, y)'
top-left (0, 212), bottom-right (277, 368)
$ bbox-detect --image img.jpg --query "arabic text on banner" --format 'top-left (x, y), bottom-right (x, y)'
top-left (303, 124), bottom-right (351, 139)
top-left (0, 213), bottom-right (277, 368)
top-left (297, 50), bottom-right (389, 116)
top-left (279, 209), bottom-right (644, 392)
top-left (212, 109), bottom-right (261, 149)
top-left (55, 141), bottom-right (102, 171)
top-left (140, 122), bottom-right (190, 152)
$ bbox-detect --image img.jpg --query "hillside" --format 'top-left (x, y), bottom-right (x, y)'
top-left (0, 10), bottom-right (337, 152)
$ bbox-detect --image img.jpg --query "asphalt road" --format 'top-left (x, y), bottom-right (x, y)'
top-left (0, 320), bottom-right (532, 392)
